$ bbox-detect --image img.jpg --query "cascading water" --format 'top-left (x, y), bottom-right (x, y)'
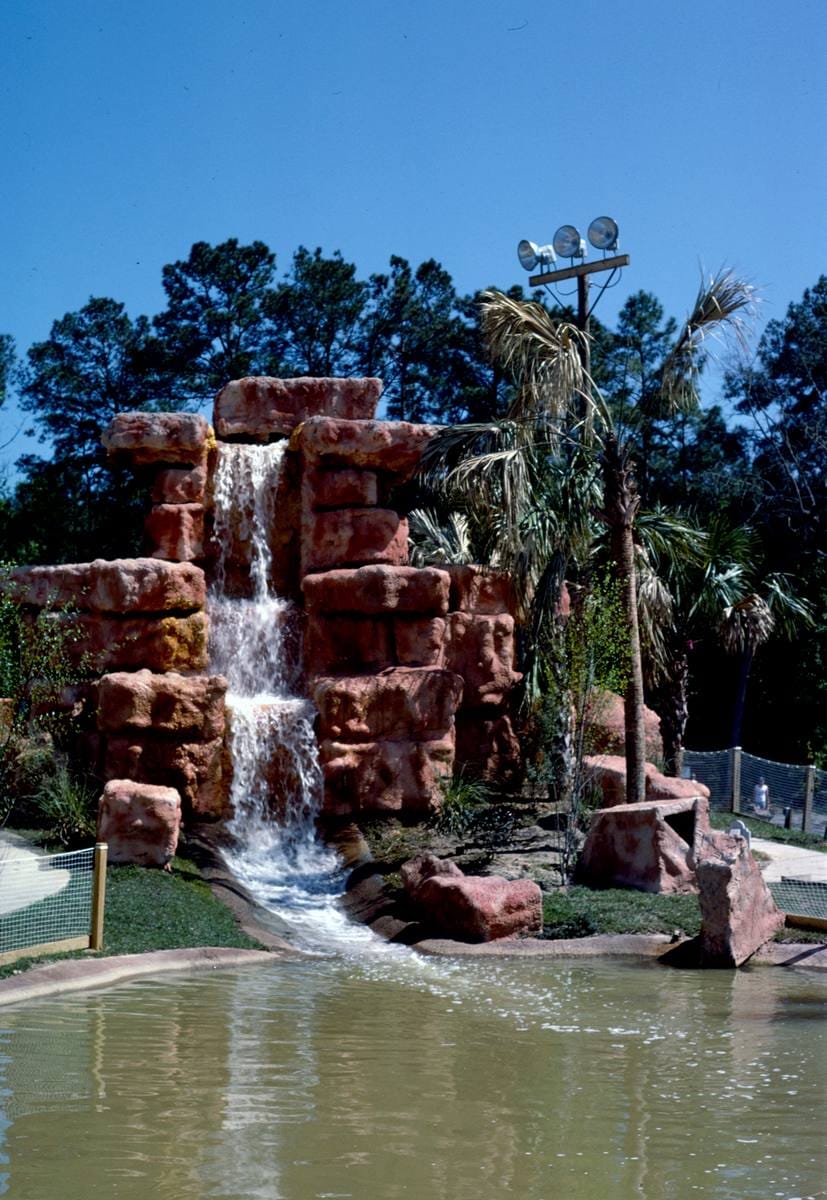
top-left (208, 441), bottom-right (356, 949)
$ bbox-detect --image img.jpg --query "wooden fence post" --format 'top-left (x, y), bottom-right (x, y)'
top-left (803, 765), bottom-right (815, 834)
top-left (730, 746), bottom-right (742, 814)
top-left (90, 842), bottom-right (108, 952)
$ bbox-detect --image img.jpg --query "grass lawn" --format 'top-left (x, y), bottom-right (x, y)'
top-left (0, 846), bottom-right (263, 980)
top-left (542, 886), bottom-right (701, 940)
top-left (709, 811), bottom-right (827, 852)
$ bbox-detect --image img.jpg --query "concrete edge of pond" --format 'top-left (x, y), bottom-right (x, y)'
top-left (0, 947), bottom-right (284, 1007)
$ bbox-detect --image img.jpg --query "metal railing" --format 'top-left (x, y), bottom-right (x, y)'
top-left (683, 748), bottom-right (827, 837)
top-left (0, 842), bottom-right (107, 966)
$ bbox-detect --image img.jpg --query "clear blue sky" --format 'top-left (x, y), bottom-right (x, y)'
top-left (2, 0), bottom-right (825, 474)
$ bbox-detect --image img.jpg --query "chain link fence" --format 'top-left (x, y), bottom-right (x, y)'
top-left (683, 748), bottom-right (826, 837)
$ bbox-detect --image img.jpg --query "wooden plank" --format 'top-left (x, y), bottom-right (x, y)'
top-left (0, 936), bottom-right (89, 967)
top-left (784, 913), bottom-right (827, 932)
top-left (529, 253), bottom-right (630, 287)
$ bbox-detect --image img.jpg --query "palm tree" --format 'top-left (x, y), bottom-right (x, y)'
top-left (420, 270), bottom-right (756, 804)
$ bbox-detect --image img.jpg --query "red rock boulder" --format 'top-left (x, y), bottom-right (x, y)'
top-left (584, 689), bottom-right (664, 762)
top-left (293, 416), bottom-right (437, 482)
top-left (444, 612), bottom-right (521, 708)
top-left (302, 565), bottom-right (450, 616)
top-left (583, 754), bottom-right (711, 807)
top-left (312, 668), bottom-right (463, 743)
top-left (304, 614), bottom-right (393, 677)
top-left (393, 616), bottom-right (445, 667)
top-left (103, 733), bottom-right (226, 819)
top-left (319, 734), bottom-right (454, 816)
top-left (97, 779), bottom-right (181, 867)
top-left (400, 851), bottom-right (464, 895)
top-left (576, 795), bottom-right (711, 894)
top-left (302, 508), bottom-right (408, 573)
top-left (6, 558), bottom-right (206, 614)
top-left (96, 670), bottom-right (226, 741)
top-left (304, 466), bottom-right (379, 510)
top-left (62, 611), bottom-right (209, 673)
top-left (444, 564), bottom-right (516, 615)
top-left (696, 832), bottom-right (785, 966)
top-left (151, 463), bottom-right (208, 504)
top-left (214, 377), bottom-right (382, 440)
top-left (102, 413), bottom-right (211, 466)
top-left (455, 711), bottom-right (522, 783)
top-left (145, 504), bottom-right (205, 562)
top-left (411, 868), bottom-right (543, 942)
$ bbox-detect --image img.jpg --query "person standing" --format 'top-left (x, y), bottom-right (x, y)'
top-left (753, 777), bottom-right (769, 813)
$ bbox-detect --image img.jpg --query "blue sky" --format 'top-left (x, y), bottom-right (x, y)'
top-left (2, 0), bottom-right (825, 474)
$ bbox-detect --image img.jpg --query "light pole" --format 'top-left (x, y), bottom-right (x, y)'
top-left (517, 217), bottom-right (629, 385)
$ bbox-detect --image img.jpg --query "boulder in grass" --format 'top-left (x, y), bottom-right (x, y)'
top-left (696, 832), bottom-right (785, 967)
top-left (413, 871), bottom-right (543, 942)
top-left (97, 780), bottom-right (181, 868)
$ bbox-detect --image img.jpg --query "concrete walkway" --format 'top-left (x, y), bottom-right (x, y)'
top-left (0, 832), bottom-right (71, 916)
top-left (751, 837), bottom-right (827, 883)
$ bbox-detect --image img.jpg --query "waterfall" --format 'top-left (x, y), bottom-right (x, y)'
top-left (208, 442), bottom-right (344, 942)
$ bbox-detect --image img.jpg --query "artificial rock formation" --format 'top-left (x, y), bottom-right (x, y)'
top-left (5, 377), bottom-right (525, 839)
top-left (97, 779), bottom-right (182, 867)
top-left (576, 795), bottom-right (711, 895)
top-left (695, 832), bottom-right (785, 966)
top-left (401, 852), bottom-right (543, 942)
top-left (583, 754), bottom-right (711, 808)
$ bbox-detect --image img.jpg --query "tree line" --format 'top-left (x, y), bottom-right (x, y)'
top-left (0, 239), bottom-right (824, 764)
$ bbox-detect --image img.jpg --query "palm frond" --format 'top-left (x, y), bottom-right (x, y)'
top-left (659, 268), bottom-right (757, 416)
top-left (720, 593), bottom-right (775, 655)
top-left (408, 509), bottom-right (474, 567)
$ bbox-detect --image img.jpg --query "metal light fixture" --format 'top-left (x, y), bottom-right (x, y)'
top-left (517, 239), bottom-right (556, 272)
top-left (587, 215), bottom-right (619, 252)
top-left (552, 224), bottom-right (586, 259)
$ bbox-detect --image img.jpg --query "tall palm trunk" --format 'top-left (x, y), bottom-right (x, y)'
top-left (657, 641), bottom-right (690, 778)
top-left (730, 646), bottom-right (754, 748)
top-left (602, 435), bottom-right (646, 803)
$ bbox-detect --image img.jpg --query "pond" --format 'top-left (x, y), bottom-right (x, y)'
top-left (1, 950), bottom-right (824, 1199)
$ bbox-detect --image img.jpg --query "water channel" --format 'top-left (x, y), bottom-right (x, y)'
top-left (1, 443), bottom-right (824, 1198)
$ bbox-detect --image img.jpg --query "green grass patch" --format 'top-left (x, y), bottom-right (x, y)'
top-left (543, 885), bottom-right (701, 939)
top-left (709, 812), bottom-right (827, 852)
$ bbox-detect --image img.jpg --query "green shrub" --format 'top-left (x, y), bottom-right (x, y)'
top-left (28, 761), bottom-right (98, 848)
top-left (431, 772), bottom-right (494, 838)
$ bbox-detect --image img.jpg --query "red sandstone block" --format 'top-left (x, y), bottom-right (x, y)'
top-left (151, 464), bottom-right (207, 504)
top-left (60, 611), bottom-right (209, 673)
top-left (455, 711), bottom-right (522, 783)
top-left (584, 689), bottom-right (663, 763)
top-left (413, 872), bottom-right (543, 942)
top-left (292, 416), bottom-right (437, 482)
top-left (697, 833), bottom-right (785, 966)
top-left (444, 612), bottom-right (520, 707)
top-left (5, 559), bottom-right (206, 614)
top-left (312, 668), bottom-right (463, 743)
top-left (394, 616), bottom-right (445, 666)
top-left (302, 508), bottom-right (408, 573)
top-left (302, 565), bottom-right (450, 616)
top-left (102, 413), bottom-right (211, 465)
top-left (319, 733), bottom-right (455, 817)
top-left (304, 614), bottom-right (393, 677)
top-left (145, 504), bottom-right (205, 562)
top-left (213, 377), bottom-right (382, 440)
top-left (582, 755), bottom-right (711, 807)
top-left (444, 565), bottom-right (516, 615)
top-left (97, 779), bottom-right (181, 867)
top-left (103, 733), bottom-right (226, 820)
top-left (304, 466), bottom-right (379, 510)
top-left (96, 670), bottom-right (226, 741)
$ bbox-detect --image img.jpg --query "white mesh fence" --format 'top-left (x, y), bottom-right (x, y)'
top-left (768, 879), bottom-right (827, 924)
top-left (684, 749), bottom-right (827, 837)
top-left (0, 846), bottom-right (94, 956)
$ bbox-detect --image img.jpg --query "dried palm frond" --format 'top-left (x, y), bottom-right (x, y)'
top-left (720, 593), bottom-right (775, 655)
top-left (408, 508), bottom-right (474, 567)
top-left (657, 268), bottom-right (756, 417)
top-left (479, 289), bottom-right (609, 439)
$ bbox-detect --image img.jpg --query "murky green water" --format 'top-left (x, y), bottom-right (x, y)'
top-left (0, 954), bottom-right (824, 1199)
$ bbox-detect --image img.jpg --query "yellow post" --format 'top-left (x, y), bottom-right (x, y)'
top-left (90, 842), bottom-right (108, 951)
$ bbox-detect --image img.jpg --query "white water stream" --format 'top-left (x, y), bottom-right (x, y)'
top-left (208, 442), bottom-right (397, 956)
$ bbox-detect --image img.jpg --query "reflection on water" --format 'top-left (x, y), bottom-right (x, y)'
top-left (0, 958), bottom-right (824, 1199)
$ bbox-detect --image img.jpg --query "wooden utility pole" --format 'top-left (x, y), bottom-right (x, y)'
top-left (529, 252), bottom-right (629, 384)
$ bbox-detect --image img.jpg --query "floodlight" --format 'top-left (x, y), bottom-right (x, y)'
top-left (587, 216), bottom-right (619, 252)
top-left (517, 239), bottom-right (556, 272)
top-left (552, 224), bottom-right (585, 259)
